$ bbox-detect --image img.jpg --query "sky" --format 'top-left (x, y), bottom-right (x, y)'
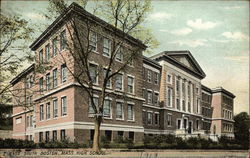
top-left (1, 1), bottom-right (249, 114)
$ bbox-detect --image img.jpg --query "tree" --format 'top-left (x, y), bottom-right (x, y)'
top-left (234, 112), bottom-right (250, 149)
top-left (0, 10), bottom-right (34, 127)
top-left (43, 0), bottom-right (153, 152)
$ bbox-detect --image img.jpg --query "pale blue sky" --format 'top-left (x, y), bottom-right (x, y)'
top-left (2, 1), bottom-right (249, 114)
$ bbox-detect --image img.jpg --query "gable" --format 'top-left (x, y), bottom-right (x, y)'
top-left (170, 55), bottom-right (199, 73)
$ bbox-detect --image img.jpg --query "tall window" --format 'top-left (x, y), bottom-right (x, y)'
top-left (61, 64), bottom-right (67, 83)
top-left (115, 74), bottom-right (123, 91)
top-left (127, 104), bottom-right (134, 121)
top-left (89, 96), bottom-right (98, 114)
top-left (167, 74), bottom-right (172, 84)
top-left (103, 99), bottom-right (111, 118)
top-left (177, 120), bottom-right (181, 129)
top-left (46, 73), bottom-right (50, 90)
top-left (116, 102), bottom-right (123, 119)
top-left (46, 102), bottom-right (50, 119)
top-left (39, 77), bottom-right (43, 92)
top-left (154, 72), bottom-right (159, 85)
top-left (167, 88), bottom-right (173, 107)
top-left (89, 63), bottom-right (98, 84)
top-left (89, 31), bottom-right (97, 51)
top-left (176, 98), bottom-right (180, 110)
top-left (52, 131), bottom-right (57, 141)
top-left (147, 91), bottom-right (152, 104)
top-left (39, 49), bottom-right (43, 63)
top-left (167, 114), bottom-right (172, 126)
top-left (103, 38), bottom-right (111, 57)
top-left (39, 132), bottom-right (43, 142)
top-left (155, 113), bottom-right (159, 125)
top-left (53, 68), bottom-right (58, 88)
top-left (26, 116), bottom-right (29, 127)
top-left (182, 82), bottom-right (185, 94)
top-left (182, 100), bottom-right (186, 111)
top-left (116, 46), bottom-right (123, 62)
top-left (45, 131), bottom-right (49, 142)
top-left (188, 84), bottom-right (191, 96)
top-left (127, 76), bottom-right (134, 94)
top-left (147, 71), bottom-right (151, 82)
top-left (53, 99), bottom-right (58, 118)
top-left (196, 99), bottom-right (199, 113)
top-left (103, 69), bottom-right (111, 88)
top-left (60, 129), bottom-right (66, 140)
top-left (176, 79), bottom-right (180, 92)
top-left (147, 112), bottom-right (153, 124)
top-left (40, 105), bottom-right (44, 121)
top-left (61, 97), bottom-right (67, 116)
top-left (45, 44), bottom-right (50, 62)
top-left (30, 115), bottom-right (33, 127)
top-left (52, 37), bottom-right (58, 57)
top-left (188, 102), bottom-right (191, 112)
top-left (196, 120), bottom-right (199, 130)
top-left (60, 30), bottom-right (66, 50)
top-left (154, 93), bottom-right (159, 105)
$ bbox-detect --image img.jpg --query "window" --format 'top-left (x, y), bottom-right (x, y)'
top-left (46, 73), bottom-right (50, 90)
top-left (176, 98), bottom-right (180, 110)
top-left (116, 46), bottom-right (124, 62)
top-left (167, 88), bottom-right (173, 107)
top-left (167, 74), bottom-right (172, 84)
top-left (147, 71), bottom-right (151, 82)
top-left (115, 74), bottom-right (123, 91)
top-left (188, 102), bottom-right (191, 112)
top-left (154, 93), bottom-right (159, 105)
top-left (53, 99), bottom-right (58, 118)
top-left (128, 58), bottom-right (133, 66)
top-left (16, 117), bottom-right (22, 124)
top-left (39, 77), bottom-right (43, 92)
top-left (26, 116), bottom-right (29, 127)
top-left (45, 131), bottom-right (49, 142)
top-left (53, 69), bottom-right (58, 88)
top-left (128, 131), bottom-right (134, 141)
top-left (52, 37), bottom-right (58, 57)
top-left (188, 84), bottom-right (191, 96)
top-left (30, 75), bottom-right (34, 87)
top-left (60, 30), bottom-right (66, 50)
top-left (196, 99), bottom-right (199, 113)
top-left (46, 102), bottom-right (50, 119)
top-left (196, 120), bottom-right (199, 130)
top-left (89, 63), bottom-right (98, 84)
top-left (127, 104), bottom-right (134, 121)
top-left (176, 79), bottom-right (180, 92)
top-left (89, 31), bottom-right (97, 51)
top-left (147, 112), bottom-right (153, 124)
top-left (39, 49), bottom-right (43, 63)
top-left (117, 131), bottom-right (124, 138)
top-left (30, 115), bottom-right (33, 127)
top-left (40, 105), bottom-right (44, 121)
top-left (90, 130), bottom-right (94, 141)
top-left (60, 129), bottom-right (66, 140)
top-left (39, 132), bottom-right (43, 142)
top-left (52, 130), bottom-right (57, 141)
top-left (103, 68), bottom-right (111, 88)
top-left (61, 97), bottom-right (67, 116)
top-left (155, 113), bottom-right (159, 125)
top-left (105, 130), bottom-right (112, 142)
top-left (167, 114), bottom-right (172, 126)
top-left (154, 72), bottom-right (159, 85)
top-left (103, 38), bottom-right (111, 57)
top-left (127, 76), bottom-right (134, 94)
top-left (182, 82), bottom-right (185, 94)
top-left (89, 96), bottom-right (98, 114)
top-left (116, 102), bottom-right (123, 119)
top-left (45, 44), bottom-right (50, 62)
top-left (103, 99), bottom-right (111, 118)
top-left (177, 119), bottom-right (181, 129)
top-left (147, 91), bottom-right (152, 104)
top-left (182, 100), bottom-right (186, 111)
top-left (61, 64), bottom-right (67, 83)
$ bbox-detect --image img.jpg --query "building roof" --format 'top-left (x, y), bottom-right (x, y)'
top-left (10, 64), bottom-right (35, 85)
top-left (150, 50), bottom-right (206, 79)
top-left (201, 84), bottom-right (212, 93)
top-left (30, 2), bottom-right (147, 51)
top-left (212, 87), bottom-right (236, 98)
top-left (143, 56), bottom-right (162, 70)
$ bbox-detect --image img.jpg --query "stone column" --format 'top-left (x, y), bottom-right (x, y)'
top-left (179, 78), bottom-right (183, 111)
top-left (190, 83), bottom-right (193, 113)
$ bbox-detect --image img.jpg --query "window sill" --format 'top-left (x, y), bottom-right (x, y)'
top-left (127, 120), bottom-right (135, 122)
top-left (103, 117), bottom-right (112, 120)
top-left (116, 118), bottom-right (124, 121)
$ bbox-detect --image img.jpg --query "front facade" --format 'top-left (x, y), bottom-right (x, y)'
top-left (11, 3), bottom-right (235, 143)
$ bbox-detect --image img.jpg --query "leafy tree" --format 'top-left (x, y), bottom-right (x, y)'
top-left (42, 0), bottom-right (154, 152)
top-left (234, 112), bottom-right (250, 148)
top-left (0, 11), bottom-right (34, 127)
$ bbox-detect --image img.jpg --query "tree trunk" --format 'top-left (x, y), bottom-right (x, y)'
top-left (92, 116), bottom-right (102, 152)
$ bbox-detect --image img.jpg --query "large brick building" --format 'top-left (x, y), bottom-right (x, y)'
top-left (11, 3), bottom-right (235, 143)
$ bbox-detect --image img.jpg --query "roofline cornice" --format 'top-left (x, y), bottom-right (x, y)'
top-left (10, 64), bottom-right (35, 85)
